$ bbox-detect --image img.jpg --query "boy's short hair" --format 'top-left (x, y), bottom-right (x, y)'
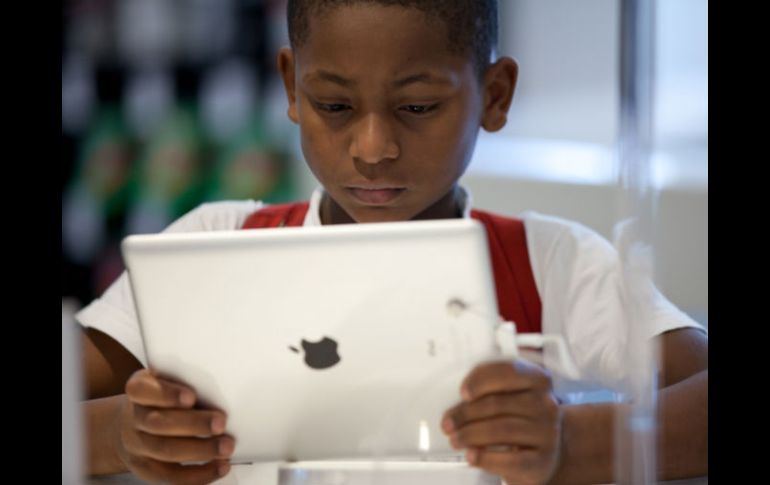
top-left (287, 0), bottom-right (498, 80)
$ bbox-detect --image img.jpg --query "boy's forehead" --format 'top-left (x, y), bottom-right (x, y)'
top-left (295, 4), bottom-right (471, 80)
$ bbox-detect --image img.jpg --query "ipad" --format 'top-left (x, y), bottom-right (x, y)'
top-left (121, 218), bottom-right (502, 463)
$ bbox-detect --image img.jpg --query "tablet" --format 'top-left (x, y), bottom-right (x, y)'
top-left (122, 218), bottom-right (501, 463)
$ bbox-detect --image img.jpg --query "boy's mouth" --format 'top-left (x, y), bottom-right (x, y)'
top-left (346, 186), bottom-right (406, 205)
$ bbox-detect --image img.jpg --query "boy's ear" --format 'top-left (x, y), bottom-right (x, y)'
top-left (277, 47), bottom-right (299, 124)
top-left (480, 57), bottom-right (518, 132)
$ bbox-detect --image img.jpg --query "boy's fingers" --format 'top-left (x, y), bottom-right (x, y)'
top-left (125, 369), bottom-right (197, 408)
top-left (461, 360), bottom-right (552, 402)
top-left (133, 407), bottom-right (228, 437)
top-left (130, 456), bottom-right (231, 485)
top-left (449, 417), bottom-right (545, 449)
top-left (442, 391), bottom-right (547, 432)
top-left (126, 432), bottom-right (236, 463)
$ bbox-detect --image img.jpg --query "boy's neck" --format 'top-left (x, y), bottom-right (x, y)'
top-left (320, 187), bottom-right (464, 225)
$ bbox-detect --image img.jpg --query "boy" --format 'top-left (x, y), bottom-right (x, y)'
top-left (78, 1), bottom-right (708, 484)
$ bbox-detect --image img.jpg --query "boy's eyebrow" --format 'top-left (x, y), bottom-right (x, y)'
top-left (304, 70), bottom-right (455, 88)
top-left (305, 70), bottom-right (355, 87)
top-left (393, 73), bottom-right (454, 88)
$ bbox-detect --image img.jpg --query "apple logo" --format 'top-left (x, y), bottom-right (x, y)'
top-left (289, 337), bottom-right (341, 370)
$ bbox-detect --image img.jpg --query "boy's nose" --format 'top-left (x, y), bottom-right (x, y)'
top-left (349, 113), bottom-right (400, 164)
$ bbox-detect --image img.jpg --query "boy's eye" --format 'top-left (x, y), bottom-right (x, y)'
top-left (400, 104), bottom-right (438, 115)
top-left (316, 103), bottom-right (351, 113)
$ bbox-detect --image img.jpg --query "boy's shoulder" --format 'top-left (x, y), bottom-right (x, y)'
top-left (473, 208), bottom-right (604, 244)
top-left (514, 210), bottom-right (617, 261)
top-left (520, 210), bottom-right (607, 239)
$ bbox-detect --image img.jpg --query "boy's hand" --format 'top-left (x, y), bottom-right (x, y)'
top-left (441, 360), bottom-right (562, 485)
top-left (113, 369), bottom-right (234, 485)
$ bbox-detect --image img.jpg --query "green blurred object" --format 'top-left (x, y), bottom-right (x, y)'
top-left (62, 106), bottom-right (136, 266)
top-left (70, 106), bottom-right (135, 218)
top-left (122, 103), bottom-right (211, 235)
top-left (132, 103), bottom-right (209, 216)
top-left (204, 115), bottom-right (295, 203)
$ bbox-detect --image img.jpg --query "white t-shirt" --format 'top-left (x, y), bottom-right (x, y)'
top-left (75, 188), bottom-right (704, 390)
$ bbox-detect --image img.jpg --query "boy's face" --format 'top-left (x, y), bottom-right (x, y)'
top-left (279, 4), bottom-right (517, 223)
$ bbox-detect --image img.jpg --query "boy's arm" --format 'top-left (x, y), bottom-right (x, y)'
top-left (83, 328), bottom-right (143, 399)
top-left (81, 328), bottom-right (143, 475)
top-left (550, 327), bottom-right (708, 484)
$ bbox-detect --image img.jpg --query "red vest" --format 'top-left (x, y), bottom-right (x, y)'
top-left (242, 202), bottom-right (542, 333)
